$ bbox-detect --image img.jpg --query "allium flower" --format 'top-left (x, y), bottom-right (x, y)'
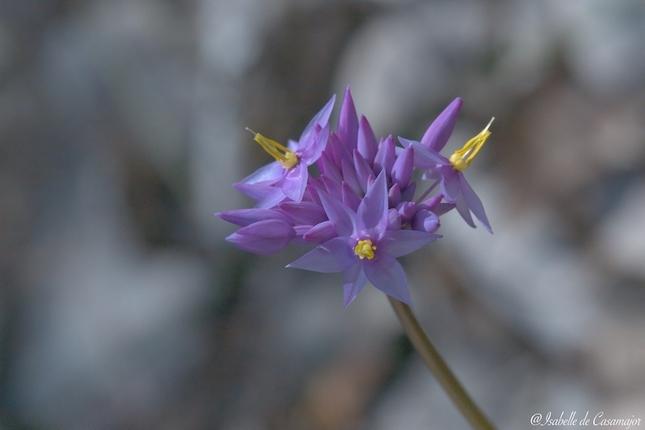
top-left (287, 171), bottom-right (439, 306)
top-left (234, 95), bottom-right (335, 208)
top-left (400, 98), bottom-right (494, 233)
top-left (217, 88), bottom-right (494, 306)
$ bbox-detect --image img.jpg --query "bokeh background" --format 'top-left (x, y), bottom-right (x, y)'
top-left (2, 0), bottom-right (645, 429)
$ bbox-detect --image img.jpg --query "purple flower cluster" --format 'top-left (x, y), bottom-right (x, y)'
top-left (218, 88), bottom-right (493, 306)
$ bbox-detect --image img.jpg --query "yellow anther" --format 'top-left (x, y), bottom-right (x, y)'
top-left (449, 117), bottom-right (494, 172)
top-left (281, 150), bottom-right (298, 169)
top-left (354, 239), bottom-right (377, 260)
top-left (245, 127), bottom-right (299, 169)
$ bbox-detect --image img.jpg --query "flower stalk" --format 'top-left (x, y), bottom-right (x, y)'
top-left (388, 297), bottom-right (495, 430)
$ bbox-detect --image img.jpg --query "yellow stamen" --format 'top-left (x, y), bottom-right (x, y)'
top-left (354, 239), bottom-right (377, 260)
top-left (449, 117), bottom-right (494, 172)
top-left (245, 127), bottom-right (299, 169)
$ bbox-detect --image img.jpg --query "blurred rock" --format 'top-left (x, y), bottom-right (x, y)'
top-left (594, 182), bottom-right (645, 280)
top-left (551, 0), bottom-right (645, 97)
top-left (10, 143), bottom-right (211, 429)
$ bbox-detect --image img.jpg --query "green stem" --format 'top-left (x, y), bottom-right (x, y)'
top-left (388, 297), bottom-right (496, 430)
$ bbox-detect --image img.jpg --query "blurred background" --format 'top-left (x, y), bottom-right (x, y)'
top-left (1, 0), bottom-right (645, 429)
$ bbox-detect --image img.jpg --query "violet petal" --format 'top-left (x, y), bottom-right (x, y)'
top-left (341, 182), bottom-right (361, 211)
top-left (357, 170), bottom-right (388, 234)
top-left (299, 125), bottom-right (329, 165)
top-left (238, 161), bottom-right (284, 185)
top-left (281, 162), bottom-right (308, 202)
top-left (458, 173), bottom-right (493, 233)
top-left (302, 220), bottom-right (337, 243)
top-left (363, 257), bottom-right (411, 305)
top-left (299, 94), bottom-right (336, 142)
top-left (318, 189), bottom-right (354, 236)
top-left (420, 97), bottom-right (462, 151)
top-left (278, 200), bottom-right (326, 225)
top-left (357, 115), bottom-right (378, 164)
top-left (286, 237), bottom-right (353, 273)
top-left (374, 136), bottom-right (396, 176)
top-left (226, 219), bottom-right (294, 255)
top-left (382, 229), bottom-right (440, 258)
top-left (343, 264), bottom-right (367, 308)
top-left (338, 87), bottom-right (358, 148)
top-left (353, 150), bottom-right (372, 194)
top-left (234, 181), bottom-right (286, 208)
top-left (217, 208), bottom-right (285, 227)
top-left (391, 146), bottom-right (414, 189)
top-left (388, 183), bottom-right (402, 207)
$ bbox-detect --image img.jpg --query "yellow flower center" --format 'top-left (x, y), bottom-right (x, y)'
top-left (449, 117), bottom-right (494, 172)
top-left (246, 128), bottom-right (299, 169)
top-left (354, 239), bottom-right (377, 260)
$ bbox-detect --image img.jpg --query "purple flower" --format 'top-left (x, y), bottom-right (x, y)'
top-left (401, 100), bottom-right (494, 233)
top-left (234, 95), bottom-right (336, 208)
top-left (217, 89), bottom-right (495, 307)
top-left (287, 171), bottom-right (440, 307)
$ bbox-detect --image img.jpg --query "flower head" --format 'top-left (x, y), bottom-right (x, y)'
top-left (287, 171), bottom-right (439, 306)
top-left (401, 99), bottom-right (495, 233)
top-left (218, 89), bottom-right (494, 306)
top-left (234, 95), bottom-right (335, 208)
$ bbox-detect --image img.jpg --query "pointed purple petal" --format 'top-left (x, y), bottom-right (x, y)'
top-left (341, 156), bottom-right (362, 196)
top-left (234, 181), bottom-right (286, 208)
top-left (374, 135), bottom-right (396, 176)
top-left (306, 177), bottom-right (324, 206)
top-left (382, 229), bottom-right (440, 257)
top-left (238, 161), bottom-right (284, 185)
top-left (455, 191), bottom-right (475, 228)
top-left (391, 146), bottom-right (414, 189)
top-left (388, 183), bottom-right (401, 207)
top-left (338, 87), bottom-right (358, 148)
top-left (278, 200), bottom-right (326, 225)
top-left (343, 264), bottom-right (367, 308)
top-left (286, 237), bottom-right (353, 273)
top-left (341, 182), bottom-right (361, 211)
top-left (321, 176), bottom-right (342, 198)
top-left (216, 208), bottom-right (285, 226)
top-left (299, 125), bottom-right (329, 165)
top-left (357, 115), bottom-right (378, 164)
top-left (281, 162), bottom-right (308, 202)
top-left (440, 169), bottom-right (460, 201)
top-left (324, 132), bottom-right (346, 166)
top-left (318, 152), bottom-right (342, 183)
top-left (318, 190), bottom-right (354, 237)
top-left (397, 137), bottom-right (413, 148)
top-left (458, 173), bottom-right (493, 233)
top-left (302, 220), bottom-right (337, 243)
top-left (421, 97), bottom-right (462, 151)
top-left (363, 257), bottom-right (412, 304)
top-left (226, 219), bottom-right (294, 255)
top-left (357, 170), bottom-right (388, 233)
top-left (409, 141), bottom-right (448, 169)
top-left (299, 94), bottom-right (336, 142)
top-left (353, 150), bottom-right (372, 194)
